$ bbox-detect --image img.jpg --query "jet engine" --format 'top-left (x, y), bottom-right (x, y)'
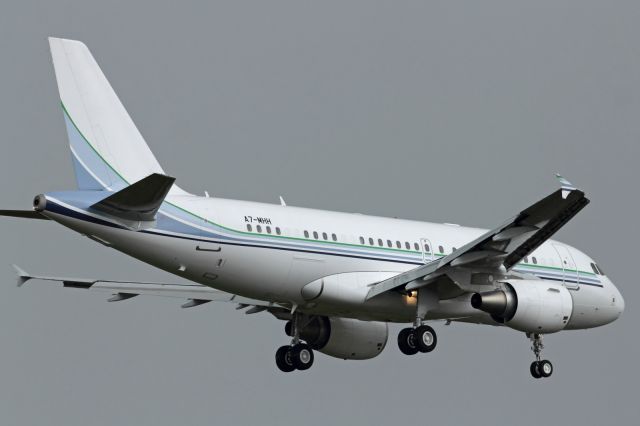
top-left (286, 316), bottom-right (388, 360)
top-left (470, 280), bottom-right (573, 333)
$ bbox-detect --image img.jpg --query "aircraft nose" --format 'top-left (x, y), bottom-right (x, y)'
top-left (615, 286), bottom-right (625, 317)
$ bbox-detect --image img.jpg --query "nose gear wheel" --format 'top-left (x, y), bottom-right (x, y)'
top-left (528, 334), bottom-right (553, 379)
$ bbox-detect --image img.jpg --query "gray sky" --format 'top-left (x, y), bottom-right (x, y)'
top-left (1, 1), bottom-right (638, 425)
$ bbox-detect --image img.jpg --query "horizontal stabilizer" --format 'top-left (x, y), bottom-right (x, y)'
top-left (0, 210), bottom-right (50, 220)
top-left (91, 173), bottom-right (175, 221)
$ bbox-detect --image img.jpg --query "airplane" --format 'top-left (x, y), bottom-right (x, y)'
top-left (0, 38), bottom-right (624, 378)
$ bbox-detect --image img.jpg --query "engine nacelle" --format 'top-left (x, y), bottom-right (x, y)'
top-left (471, 280), bottom-right (573, 333)
top-left (286, 316), bottom-right (388, 360)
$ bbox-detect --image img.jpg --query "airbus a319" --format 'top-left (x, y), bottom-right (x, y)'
top-left (0, 38), bottom-right (624, 378)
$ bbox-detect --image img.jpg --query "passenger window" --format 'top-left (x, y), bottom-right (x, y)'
top-left (304, 230), bottom-right (309, 238)
top-left (424, 243), bottom-right (430, 252)
top-left (276, 227), bottom-right (281, 235)
top-left (452, 247), bottom-right (457, 252)
top-left (387, 240), bottom-right (392, 248)
top-left (322, 232), bottom-right (328, 240)
top-left (313, 231), bottom-right (318, 239)
top-left (378, 239), bottom-right (383, 246)
top-left (532, 257), bottom-right (537, 265)
top-left (246, 224), bottom-right (252, 232)
top-left (396, 241), bottom-right (401, 249)
top-left (332, 233), bottom-right (337, 241)
top-left (369, 238), bottom-right (374, 245)
top-left (414, 243), bottom-right (419, 251)
top-left (360, 236), bottom-right (365, 244)
top-left (438, 245), bottom-right (444, 254)
top-left (256, 225), bottom-right (262, 233)
top-left (405, 242), bottom-right (410, 250)
top-left (524, 257), bottom-right (528, 264)
top-left (266, 226), bottom-right (272, 234)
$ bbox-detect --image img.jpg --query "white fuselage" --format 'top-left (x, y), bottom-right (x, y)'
top-left (41, 192), bottom-right (624, 331)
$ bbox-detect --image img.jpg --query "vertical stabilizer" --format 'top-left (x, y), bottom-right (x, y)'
top-left (48, 38), bottom-right (186, 194)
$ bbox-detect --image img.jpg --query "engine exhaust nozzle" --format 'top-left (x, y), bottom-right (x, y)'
top-left (471, 290), bottom-right (508, 316)
top-left (33, 194), bottom-right (47, 212)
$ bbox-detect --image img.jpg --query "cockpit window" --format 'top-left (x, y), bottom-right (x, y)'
top-left (595, 264), bottom-right (605, 275)
top-left (590, 263), bottom-right (606, 276)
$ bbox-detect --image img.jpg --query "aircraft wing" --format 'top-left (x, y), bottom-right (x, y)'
top-left (12, 265), bottom-right (277, 311)
top-left (366, 175), bottom-right (589, 299)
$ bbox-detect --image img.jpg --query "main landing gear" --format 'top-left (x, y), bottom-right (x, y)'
top-left (275, 313), bottom-right (315, 373)
top-left (399, 288), bottom-right (438, 356)
top-left (275, 343), bottom-right (314, 372)
top-left (397, 324), bottom-right (437, 355)
top-left (528, 333), bottom-right (553, 379)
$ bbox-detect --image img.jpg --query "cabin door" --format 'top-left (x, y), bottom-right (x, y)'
top-left (419, 238), bottom-right (434, 264)
top-left (552, 244), bottom-right (580, 290)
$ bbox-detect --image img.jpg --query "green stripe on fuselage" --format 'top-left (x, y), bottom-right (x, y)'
top-left (60, 103), bottom-right (597, 277)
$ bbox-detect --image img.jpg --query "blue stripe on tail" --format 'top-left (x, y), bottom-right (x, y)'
top-left (62, 106), bottom-right (128, 191)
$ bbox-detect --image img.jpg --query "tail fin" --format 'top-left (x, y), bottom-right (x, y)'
top-left (49, 38), bottom-right (186, 194)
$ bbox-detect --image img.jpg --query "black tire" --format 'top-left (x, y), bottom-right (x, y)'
top-left (538, 360), bottom-right (553, 378)
top-left (415, 325), bottom-right (437, 353)
top-left (530, 361), bottom-right (542, 379)
top-left (291, 343), bottom-right (314, 371)
top-left (397, 328), bottom-right (419, 355)
top-left (275, 345), bottom-right (295, 372)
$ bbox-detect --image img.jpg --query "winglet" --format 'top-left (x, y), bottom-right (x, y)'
top-left (12, 264), bottom-right (32, 287)
top-left (556, 173), bottom-right (578, 199)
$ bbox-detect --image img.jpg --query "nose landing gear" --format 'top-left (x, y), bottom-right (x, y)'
top-left (530, 359), bottom-right (553, 379)
top-left (528, 333), bottom-right (553, 379)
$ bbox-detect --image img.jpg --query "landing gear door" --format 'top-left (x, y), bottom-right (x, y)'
top-left (552, 244), bottom-right (579, 290)
top-left (419, 238), bottom-right (434, 264)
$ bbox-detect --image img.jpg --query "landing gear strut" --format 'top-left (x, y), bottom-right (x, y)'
top-left (275, 313), bottom-right (315, 373)
top-left (528, 333), bottom-right (553, 379)
top-left (398, 288), bottom-right (438, 356)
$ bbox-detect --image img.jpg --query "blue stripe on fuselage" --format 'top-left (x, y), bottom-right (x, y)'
top-left (42, 198), bottom-right (603, 288)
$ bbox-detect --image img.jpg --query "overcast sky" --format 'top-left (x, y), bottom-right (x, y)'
top-left (0, 1), bottom-right (638, 425)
